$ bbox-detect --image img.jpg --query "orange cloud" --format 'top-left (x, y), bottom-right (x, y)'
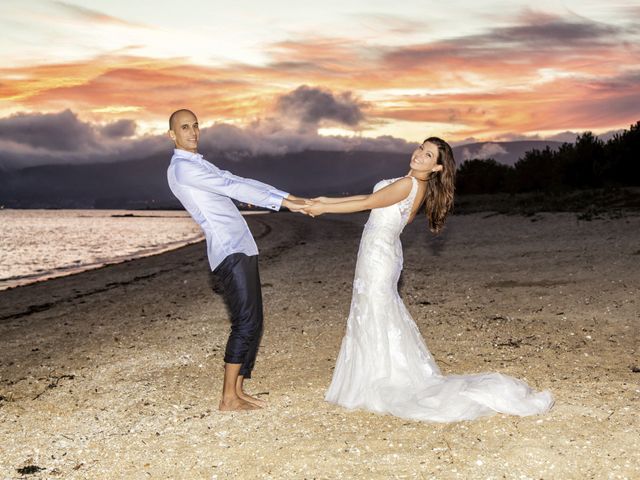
top-left (371, 71), bottom-right (640, 138)
top-left (1, 12), bottom-right (638, 141)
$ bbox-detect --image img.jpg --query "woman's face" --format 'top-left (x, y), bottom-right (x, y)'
top-left (410, 141), bottom-right (440, 173)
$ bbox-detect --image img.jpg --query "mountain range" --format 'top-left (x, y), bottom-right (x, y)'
top-left (0, 140), bottom-right (563, 208)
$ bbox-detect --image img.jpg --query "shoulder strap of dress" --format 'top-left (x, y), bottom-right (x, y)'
top-left (396, 175), bottom-right (418, 209)
top-left (407, 175), bottom-right (419, 197)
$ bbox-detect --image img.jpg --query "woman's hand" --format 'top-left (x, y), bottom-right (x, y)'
top-left (303, 200), bottom-right (326, 217)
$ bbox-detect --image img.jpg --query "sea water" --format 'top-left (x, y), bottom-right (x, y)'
top-left (0, 209), bottom-right (206, 290)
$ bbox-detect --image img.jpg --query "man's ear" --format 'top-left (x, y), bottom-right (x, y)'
top-left (168, 130), bottom-right (176, 141)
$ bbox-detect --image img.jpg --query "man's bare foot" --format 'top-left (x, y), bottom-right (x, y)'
top-left (219, 396), bottom-right (260, 411)
top-left (237, 390), bottom-right (268, 407)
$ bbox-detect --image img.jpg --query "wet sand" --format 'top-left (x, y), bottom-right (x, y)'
top-left (0, 212), bottom-right (638, 479)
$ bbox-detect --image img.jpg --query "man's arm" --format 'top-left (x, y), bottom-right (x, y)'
top-left (218, 169), bottom-right (310, 212)
top-left (218, 169), bottom-right (288, 199)
top-left (174, 161), bottom-right (287, 210)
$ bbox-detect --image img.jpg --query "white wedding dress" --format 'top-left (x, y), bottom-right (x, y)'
top-left (325, 176), bottom-right (554, 422)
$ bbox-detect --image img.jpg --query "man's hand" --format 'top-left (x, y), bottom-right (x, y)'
top-left (282, 197), bottom-right (309, 214)
top-left (301, 199), bottom-right (326, 218)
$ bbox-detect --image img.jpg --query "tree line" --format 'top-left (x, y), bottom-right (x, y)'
top-left (455, 121), bottom-right (640, 194)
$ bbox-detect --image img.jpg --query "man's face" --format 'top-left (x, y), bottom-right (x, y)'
top-left (169, 111), bottom-right (200, 152)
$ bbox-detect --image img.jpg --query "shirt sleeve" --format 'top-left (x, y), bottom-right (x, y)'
top-left (173, 161), bottom-right (288, 211)
top-left (218, 169), bottom-right (290, 200)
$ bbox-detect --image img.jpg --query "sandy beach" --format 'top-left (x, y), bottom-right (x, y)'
top-left (1, 211), bottom-right (638, 479)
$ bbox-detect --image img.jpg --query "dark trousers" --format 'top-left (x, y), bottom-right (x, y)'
top-left (213, 253), bottom-right (263, 378)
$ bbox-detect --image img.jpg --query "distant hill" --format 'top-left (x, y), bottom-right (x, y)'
top-left (0, 140), bottom-right (565, 208)
top-left (0, 150), bottom-right (408, 208)
top-left (452, 141), bottom-right (564, 166)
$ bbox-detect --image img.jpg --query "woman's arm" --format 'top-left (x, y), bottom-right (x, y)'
top-left (312, 195), bottom-right (369, 204)
top-left (305, 177), bottom-right (413, 216)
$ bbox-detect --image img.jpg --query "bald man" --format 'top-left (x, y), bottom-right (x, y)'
top-left (167, 109), bottom-right (306, 411)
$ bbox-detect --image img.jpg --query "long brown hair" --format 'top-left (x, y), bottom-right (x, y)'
top-left (423, 137), bottom-right (456, 234)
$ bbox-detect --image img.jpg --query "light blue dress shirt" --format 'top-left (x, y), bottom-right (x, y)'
top-left (167, 148), bottom-right (289, 270)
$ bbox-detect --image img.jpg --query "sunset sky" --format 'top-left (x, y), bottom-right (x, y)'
top-left (1, 0), bottom-right (639, 166)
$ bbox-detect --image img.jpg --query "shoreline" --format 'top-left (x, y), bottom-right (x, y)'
top-left (0, 235), bottom-right (205, 292)
top-left (1, 212), bottom-right (638, 478)
top-left (0, 210), bottom-right (270, 292)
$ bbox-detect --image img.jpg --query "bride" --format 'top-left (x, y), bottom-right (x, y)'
top-left (303, 137), bottom-right (553, 422)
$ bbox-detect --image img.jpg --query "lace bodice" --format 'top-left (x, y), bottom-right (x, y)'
top-left (364, 176), bottom-right (419, 235)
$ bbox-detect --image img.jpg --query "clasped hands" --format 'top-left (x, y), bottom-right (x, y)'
top-left (282, 196), bottom-right (327, 218)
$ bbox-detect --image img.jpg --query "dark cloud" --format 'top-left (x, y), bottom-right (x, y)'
top-left (275, 85), bottom-right (366, 131)
top-left (485, 19), bottom-right (623, 47)
top-left (0, 110), bottom-right (165, 170)
top-left (198, 123), bottom-right (414, 158)
top-left (384, 16), bottom-right (633, 65)
top-left (0, 110), bottom-right (98, 151)
top-left (0, 108), bottom-right (413, 171)
top-left (587, 69), bottom-right (640, 90)
top-left (99, 119), bottom-right (137, 138)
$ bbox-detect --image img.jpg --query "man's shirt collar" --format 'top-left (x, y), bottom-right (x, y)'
top-left (174, 148), bottom-right (203, 160)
